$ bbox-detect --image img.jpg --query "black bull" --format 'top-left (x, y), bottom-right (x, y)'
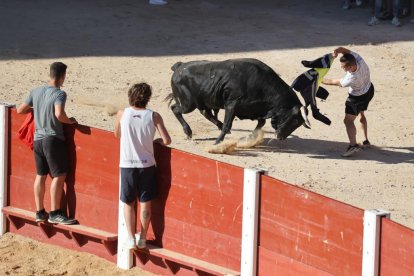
top-left (166, 58), bottom-right (311, 144)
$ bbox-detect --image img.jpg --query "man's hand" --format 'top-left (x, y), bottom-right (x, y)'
top-left (333, 47), bottom-right (350, 57)
top-left (69, 117), bottom-right (77, 124)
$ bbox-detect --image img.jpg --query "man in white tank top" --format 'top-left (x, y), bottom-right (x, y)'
top-left (114, 83), bottom-right (171, 249)
top-left (322, 47), bottom-right (375, 157)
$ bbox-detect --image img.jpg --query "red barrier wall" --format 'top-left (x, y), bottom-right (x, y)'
top-left (380, 219), bottom-right (414, 275)
top-left (258, 175), bottom-right (364, 275)
top-left (143, 146), bottom-right (244, 272)
top-left (5, 107), bottom-right (414, 275)
top-left (8, 109), bottom-right (120, 261)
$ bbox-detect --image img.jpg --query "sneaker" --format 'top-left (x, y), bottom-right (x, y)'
top-left (137, 239), bottom-right (146, 249)
top-left (356, 0), bottom-right (363, 6)
top-left (48, 210), bottom-right (77, 225)
top-left (149, 0), bottom-right (167, 5)
top-left (391, 17), bottom-right (401, 27)
top-left (368, 16), bottom-right (380, 26)
top-left (342, 3), bottom-right (350, 10)
top-left (341, 144), bottom-right (361, 157)
top-left (362, 140), bottom-right (371, 148)
top-left (135, 233), bottom-right (147, 249)
top-left (35, 209), bottom-right (48, 222)
top-left (124, 237), bottom-right (136, 250)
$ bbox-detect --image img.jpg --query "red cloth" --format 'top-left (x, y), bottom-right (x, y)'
top-left (17, 112), bottom-right (35, 150)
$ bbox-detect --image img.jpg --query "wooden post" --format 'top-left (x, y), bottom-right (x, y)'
top-left (240, 168), bottom-right (267, 276)
top-left (117, 171), bottom-right (133, 269)
top-left (362, 209), bottom-right (390, 276)
top-left (0, 103), bottom-right (12, 236)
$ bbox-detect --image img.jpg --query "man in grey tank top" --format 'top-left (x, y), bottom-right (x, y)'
top-left (17, 62), bottom-right (77, 225)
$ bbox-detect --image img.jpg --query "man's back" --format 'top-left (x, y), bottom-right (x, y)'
top-left (119, 107), bottom-right (156, 168)
top-left (27, 86), bottom-right (66, 140)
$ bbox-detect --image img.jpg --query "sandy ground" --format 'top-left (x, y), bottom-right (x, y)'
top-left (0, 233), bottom-right (154, 276)
top-left (0, 0), bottom-right (413, 274)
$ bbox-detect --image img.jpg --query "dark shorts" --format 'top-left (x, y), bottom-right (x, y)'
top-left (345, 83), bottom-right (375, 116)
top-left (33, 137), bottom-right (68, 177)
top-left (120, 166), bottom-right (157, 203)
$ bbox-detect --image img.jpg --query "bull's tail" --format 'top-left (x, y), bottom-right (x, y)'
top-left (164, 93), bottom-right (175, 107)
top-left (171, 61), bottom-right (183, 71)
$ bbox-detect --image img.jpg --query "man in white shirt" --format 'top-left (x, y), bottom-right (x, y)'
top-left (322, 47), bottom-right (375, 157)
top-left (114, 82), bottom-right (171, 249)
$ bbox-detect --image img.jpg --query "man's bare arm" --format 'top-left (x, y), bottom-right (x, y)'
top-left (16, 103), bottom-right (32, 114)
top-left (114, 110), bottom-right (123, 138)
top-left (55, 104), bottom-right (77, 124)
top-left (153, 112), bottom-right (171, 146)
top-left (322, 78), bottom-right (342, 86)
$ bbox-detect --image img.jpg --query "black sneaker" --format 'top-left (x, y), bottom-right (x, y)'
top-left (48, 210), bottom-right (77, 225)
top-left (362, 140), bottom-right (371, 148)
top-left (341, 144), bottom-right (361, 157)
top-left (35, 209), bottom-right (48, 223)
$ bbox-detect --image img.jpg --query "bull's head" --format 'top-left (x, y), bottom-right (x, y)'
top-left (271, 106), bottom-right (311, 140)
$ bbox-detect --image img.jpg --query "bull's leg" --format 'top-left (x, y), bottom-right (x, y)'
top-left (254, 119), bottom-right (266, 131)
top-left (171, 103), bottom-right (193, 139)
top-left (212, 109), bottom-right (219, 120)
top-left (215, 107), bottom-right (236, 144)
top-left (200, 109), bottom-right (224, 130)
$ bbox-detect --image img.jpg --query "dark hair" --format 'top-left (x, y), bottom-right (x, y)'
top-left (50, 62), bottom-right (67, 80)
top-left (340, 53), bottom-right (356, 67)
top-left (128, 83), bottom-right (152, 108)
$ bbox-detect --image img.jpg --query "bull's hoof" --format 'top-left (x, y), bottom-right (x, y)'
top-left (214, 139), bottom-right (223, 145)
top-left (217, 127), bottom-right (231, 134)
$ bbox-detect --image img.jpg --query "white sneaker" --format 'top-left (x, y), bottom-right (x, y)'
top-left (368, 16), bottom-right (380, 26)
top-left (391, 17), bottom-right (401, 27)
top-left (356, 0), bottom-right (363, 6)
top-left (341, 144), bottom-right (361, 157)
top-left (137, 239), bottom-right (147, 249)
top-left (149, 0), bottom-right (167, 5)
top-left (135, 233), bottom-right (147, 249)
top-left (124, 237), bottom-right (136, 249)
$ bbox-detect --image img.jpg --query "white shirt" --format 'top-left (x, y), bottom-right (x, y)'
top-left (119, 107), bottom-right (156, 168)
top-left (340, 51), bottom-right (371, 96)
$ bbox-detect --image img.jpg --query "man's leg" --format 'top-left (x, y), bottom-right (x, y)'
top-left (139, 201), bottom-right (152, 240)
top-left (34, 175), bottom-right (47, 211)
top-left (50, 174), bottom-right (66, 211)
top-left (123, 200), bottom-right (137, 239)
top-left (374, 0), bottom-right (383, 17)
top-left (344, 113), bottom-right (357, 145)
top-left (392, 0), bottom-right (401, 17)
top-left (359, 111), bottom-right (368, 142)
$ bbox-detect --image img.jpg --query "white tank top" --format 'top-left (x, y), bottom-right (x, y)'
top-left (119, 107), bottom-right (156, 168)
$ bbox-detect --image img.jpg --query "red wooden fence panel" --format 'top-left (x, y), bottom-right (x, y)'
top-left (9, 109), bottom-right (120, 232)
top-left (258, 175), bottom-right (364, 275)
top-left (7, 109), bottom-right (119, 261)
top-left (380, 218), bottom-right (414, 276)
top-left (148, 146), bottom-right (244, 271)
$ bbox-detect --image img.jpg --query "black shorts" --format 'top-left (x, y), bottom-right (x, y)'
top-left (33, 137), bottom-right (68, 177)
top-left (120, 166), bottom-right (157, 203)
top-left (345, 83), bottom-right (375, 116)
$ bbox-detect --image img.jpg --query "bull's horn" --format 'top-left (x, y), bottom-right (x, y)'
top-left (300, 106), bottom-right (311, 129)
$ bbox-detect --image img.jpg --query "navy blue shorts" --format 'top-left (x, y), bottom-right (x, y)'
top-left (120, 166), bottom-right (157, 203)
top-left (33, 137), bottom-right (68, 177)
top-left (345, 83), bottom-right (374, 116)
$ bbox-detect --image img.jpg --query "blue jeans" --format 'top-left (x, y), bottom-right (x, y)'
top-left (374, 0), bottom-right (400, 18)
